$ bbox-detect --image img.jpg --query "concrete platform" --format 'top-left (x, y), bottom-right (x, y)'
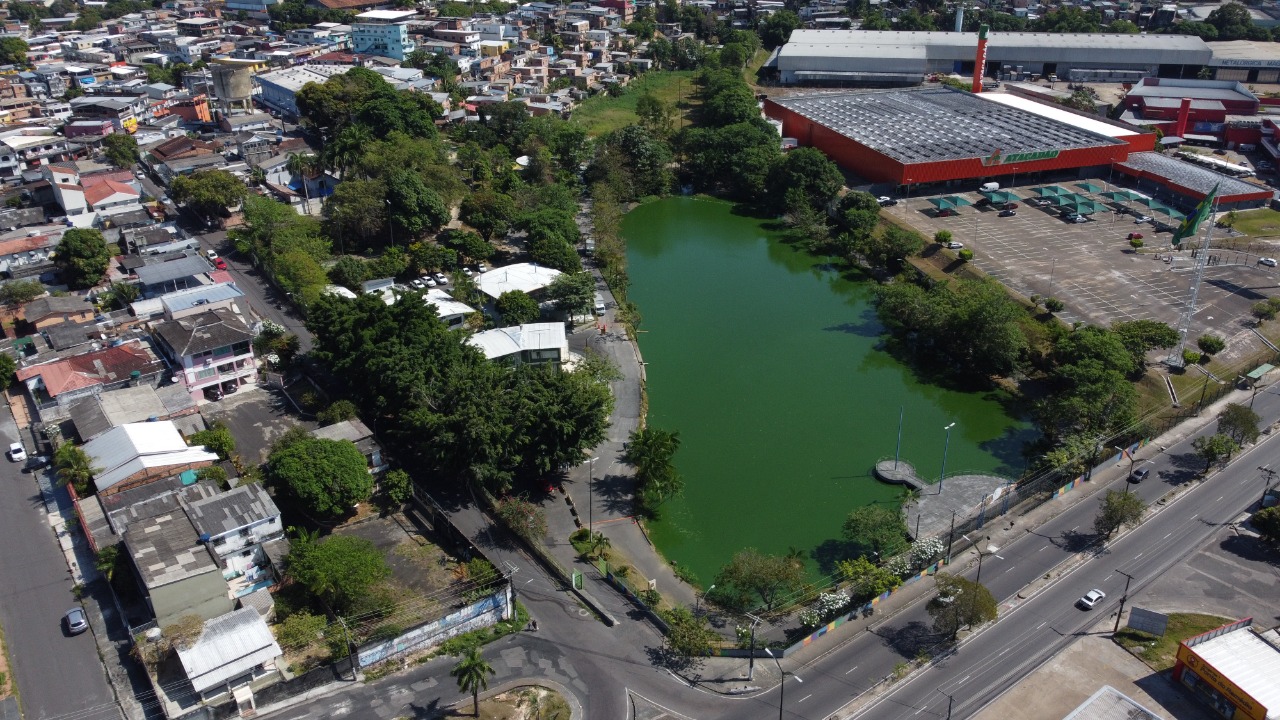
top-left (875, 459), bottom-right (1011, 540)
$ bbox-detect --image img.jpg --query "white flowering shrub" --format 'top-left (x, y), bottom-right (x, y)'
top-left (909, 538), bottom-right (945, 571)
top-left (885, 554), bottom-right (913, 577)
top-left (798, 590), bottom-right (852, 629)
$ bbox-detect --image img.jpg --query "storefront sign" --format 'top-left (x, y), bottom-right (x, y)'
top-left (980, 148), bottom-right (1061, 166)
top-left (1176, 645), bottom-right (1266, 720)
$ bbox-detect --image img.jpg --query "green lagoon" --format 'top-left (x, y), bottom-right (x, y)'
top-left (623, 196), bottom-right (1035, 584)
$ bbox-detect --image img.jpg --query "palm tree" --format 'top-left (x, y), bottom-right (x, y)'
top-left (589, 531), bottom-right (611, 559)
top-left (53, 443), bottom-right (97, 496)
top-left (285, 152), bottom-right (314, 214)
top-left (450, 647), bottom-right (494, 717)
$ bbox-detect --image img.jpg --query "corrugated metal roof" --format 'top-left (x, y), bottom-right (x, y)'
top-left (177, 609), bottom-right (281, 693)
top-left (1189, 626), bottom-right (1280, 718)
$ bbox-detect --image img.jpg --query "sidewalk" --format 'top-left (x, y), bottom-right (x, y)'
top-left (664, 383), bottom-right (1264, 696)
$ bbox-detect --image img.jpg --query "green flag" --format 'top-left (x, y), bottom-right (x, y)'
top-left (1171, 183), bottom-right (1219, 247)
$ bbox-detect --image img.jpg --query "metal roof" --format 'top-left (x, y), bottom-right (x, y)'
top-left (1186, 625), bottom-right (1280, 719)
top-left (134, 255), bottom-right (210, 286)
top-left (468, 322), bottom-right (566, 360)
top-left (1116, 152), bottom-right (1268, 199)
top-left (160, 282), bottom-right (244, 314)
top-left (1126, 81), bottom-right (1255, 103)
top-left (184, 484), bottom-right (279, 539)
top-left (770, 87), bottom-right (1125, 164)
top-left (1061, 686), bottom-right (1161, 720)
top-left (177, 609), bottom-right (282, 694)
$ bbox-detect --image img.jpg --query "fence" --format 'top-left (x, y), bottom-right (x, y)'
top-left (173, 658), bottom-right (353, 720)
top-left (355, 585), bottom-right (513, 668)
top-left (595, 559), bottom-right (669, 634)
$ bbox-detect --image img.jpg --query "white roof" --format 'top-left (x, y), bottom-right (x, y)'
top-left (85, 422), bottom-right (220, 492)
top-left (355, 9), bottom-right (417, 20)
top-left (424, 288), bottom-right (474, 318)
top-left (979, 92), bottom-right (1139, 138)
top-left (1190, 626), bottom-right (1280, 719)
top-left (322, 284), bottom-right (357, 299)
top-left (468, 322), bottom-right (566, 360)
top-left (475, 262), bottom-right (563, 299)
top-left (177, 609), bottom-right (282, 694)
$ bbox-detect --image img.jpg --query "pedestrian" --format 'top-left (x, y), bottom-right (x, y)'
top-left (532, 620), bottom-right (539, 631)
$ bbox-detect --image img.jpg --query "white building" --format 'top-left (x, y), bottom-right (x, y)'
top-left (468, 322), bottom-right (568, 366)
top-left (176, 609), bottom-right (284, 707)
top-left (475, 262), bottom-right (564, 301)
top-left (424, 288), bottom-right (474, 329)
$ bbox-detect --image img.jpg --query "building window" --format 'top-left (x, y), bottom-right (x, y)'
top-left (196, 367), bottom-right (217, 379)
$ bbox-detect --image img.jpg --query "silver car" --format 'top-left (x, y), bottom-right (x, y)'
top-left (64, 607), bottom-right (89, 635)
top-left (1077, 589), bottom-right (1106, 610)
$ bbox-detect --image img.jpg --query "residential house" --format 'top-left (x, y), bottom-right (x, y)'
top-left (468, 322), bottom-right (568, 366)
top-left (311, 418), bottom-right (387, 474)
top-left (351, 10), bottom-right (418, 61)
top-left (85, 421), bottom-right (220, 496)
top-left (151, 308), bottom-right (257, 400)
top-left (0, 233), bottom-right (58, 279)
top-left (0, 132), bottom-right (71, 181)
top-left (15, 341), bottom-right (166, 421)
top-left (175, 609), bottom-right (284, 708)
top-left (67, 383), bottom-right (200, 442)
top-left (423, 288), bottom-right (474, 329)
top-left (135, 254), bottom-right (213, 296)
top-left (160, 283), bottom-right (246, 320)
top-left (184, 483), bottom-right (284, 587)
top-left (123, 504), bottom-right (233, 626)
top-left (19, 295), bottom-right (96, 330)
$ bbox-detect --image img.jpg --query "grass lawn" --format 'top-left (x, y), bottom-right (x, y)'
top-left (1113, 612), bottom-right (1233, 671)
top-left (571, 71), bottom-right (698, 137)
top-left (1226, 207), bottom-right (1280, 239)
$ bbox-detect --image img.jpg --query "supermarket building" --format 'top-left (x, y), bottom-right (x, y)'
top-left (1173, 618), bottom-right (1280, 720)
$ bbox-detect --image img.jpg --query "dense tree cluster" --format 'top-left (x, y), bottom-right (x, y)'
top-left (306, 293), bottom-right (614, 494)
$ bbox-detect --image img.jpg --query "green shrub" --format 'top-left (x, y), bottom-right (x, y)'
top-left (1196, 334), bottom-right (1225, 355)
top-left (1129, 237), bottom-right (1144, 249)
top-left (1044, 298), bottom-right (1065, 313)
top-left (934, 230), bottom-right (952, 244)
top-left (957, 248), bottom-right (974, 262)
top-left (1183, 349), bottom-right (1202, 366)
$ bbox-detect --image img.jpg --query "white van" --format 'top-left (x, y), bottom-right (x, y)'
top-left (593, 292), bottom-right (606, 316)
top-left (980, 181), bottom-right (1000, 192)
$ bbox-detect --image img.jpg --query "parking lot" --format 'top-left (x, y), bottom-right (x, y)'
top-left (885, 185), bottom-right (1280, 346)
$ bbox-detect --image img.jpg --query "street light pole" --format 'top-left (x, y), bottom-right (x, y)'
top-left (584, 456), bottom-right (599, 531)
top-left (695, 584), bottom-right (715, 617)
top-left (765, 649), bottom-right (801, 720)
top-left (746, 613), bottom-right (761, 681)
top-left (940, 422), bottom-right (957, 494)
top-left (962, 533), bottom-right (987, 583)
top-left (945, 509), bottom-right (956, 563)
top-left (1115, 445), bottom-right (1135, 497)
top-left (1259, 466), bottom-right (1277, 508)
top-left (1113, 569), bottom-right (1135, 634)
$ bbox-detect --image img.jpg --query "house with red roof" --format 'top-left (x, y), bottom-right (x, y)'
top-left (15, 340), bottom-right (167, 421)
top-left (41, 164), bottom-right (143, 227)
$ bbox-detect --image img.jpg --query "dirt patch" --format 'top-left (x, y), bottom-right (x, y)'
top-left (467, 686), bottom-right (571, 720)
top-left (0, 620), bottom-right (11, 700)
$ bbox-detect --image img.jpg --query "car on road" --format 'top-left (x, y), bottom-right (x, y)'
top-left (206, 248), bottom-right (219, 260)
top-left (878, 196), bottom-right (898, 207)
top-left (999, 209), bottom-right (1016, 217)
top-left (1129, 465), bottom-right (1151, 483)
top-left (1260, 257), bottom-right (1278, 267)
top-left (410, 278), bottom-right (425, 289)
top-left (1135, 215), bottom-right (1153, 224)
top-left (8, 442), bottom-right (26, 462)
top-left (1077, 589), bottom-right (1106, 610)
top-left (433, 272), bottom-right (448, 284)
top-left (477, 262), bottom-right (488, 273)
top-left (64, 607), bottom-right (88, 635)
top-left (214, 258), bottom-right (228, 271)
top-left (945, 241), bottom-right (965, 249)
top-left (22, 455), bottom-right (50, 473)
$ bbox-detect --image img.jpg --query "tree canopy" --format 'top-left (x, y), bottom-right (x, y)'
top-left (1093, 489), bottom-right (1146, 537)
top-left (102, 133), bottom-right (138, 169)
top-left (170, 170), bottom-right (247, 219)
top-left (54, 229), bottom-right (112, 289)
top-left (928, 573), bottom-right (997, 639)
top-left (713, 548), bottom-right (806, 611)
top-left (268, 437), bottom-right (374, 517)
top-left (286, 534), bottom-right (390, 613)
top-left (842, 504), bottom-right (909, 559)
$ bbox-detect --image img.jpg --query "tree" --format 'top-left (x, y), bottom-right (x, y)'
top-left (53, 229), bottom-right (112, 289)
top-left (451, 648), bottom-right (495, 717)
top-left (1196, 334), bottom-right (1226, 355)
top-left (170, 170), bottom-right (247, 220)
top-left (835, 556), bottom-right (901, 600)
top-left (713, 548), bottom-right (806, 611)
top-left (1254, 300), bottom-right (1279, 321)
top-left (0, 278), bottom-right (45, 306)
top-left (0, 354), bottom-right (15, 388)
top-left (927, 573), bottom-right (997, 639)
top-left (268, 437), bottom-right (374, 517)
top-left (495, 290), bottom-right (540, 325)
top-left (286, 152), bottom-right (316, 212)
top-left (317, 399), bottom-right (359, 426)
top-left (636, 93), bottom-right (675, 136)
top-left (0, 37), bottom-right (30, 66)
top-left (385, 169), bottom-right (449, 237)
top-left (1043, 298), bottom-right (1065, 313)
top-left (1093, 489), bottom-right (1146, 537)
top-left (496, 496), bottom-right (547, 542)
top-left (1218, 403), bottom-right (1261, 446)
top-left (54, 443), bottom-right (97, 496)
top-left (842, 504), bottom-right (909, 559)
top-left (758, 9), bottom-right (801, 48)
top-left (274, 611), bottom-right (327, 651)
top-left (660, 606), bottom-right (716, 658)
top-left (626, 427), bottom-right (683, 513)
top-left (328, 256), bottom-right (369, 290)
top-left (381, 468), bottom-right (412, 505)
top-left (1111, 319), bottom-right (1179, 370)
top-left (102, 133), bottom-right (138, 169)
top-left (105, 281), bottom-right (140, 309)
top-left (459, 191), bottom-right (515, 242)
top-left (545, 271), bottom-right (595, 317)
top-left (1192, 432), bottom-right (1239, 471)
top-left (1254, 506), bottom-right (1280, 546)
top-left (768, 147), bottom-right (843, 213)
top-left (190, 423), bottom-right (236, 460)
top-left (438, 229), bottom-right (494, 264)
top-left (286, 534), bottom-right (391, 613)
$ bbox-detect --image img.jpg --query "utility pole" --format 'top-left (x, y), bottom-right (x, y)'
top-left (1259, 465), bottom-right (1277, 508)
top-left (1113, 569), bottom-right (1136, 634)
top-left (939, 688), bottom-right (955, 720)
top-left (745, 613), bottom-right (761, 681)
top-left (945, 509), bottom-right (956, 563)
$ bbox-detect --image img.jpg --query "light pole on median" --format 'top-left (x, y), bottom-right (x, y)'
top-left (584, 456), bottom-right (599, 531)
top-left (695, 584), bottom-right (715, 617)
top-left (961, 533), bottom-right (991, 584)
top-left (1115, 445), bottom-right (1136, 497)
top-left (940, 422), bottom-right (957, 494)
top-left (765, 648), bottom-right (801, 720)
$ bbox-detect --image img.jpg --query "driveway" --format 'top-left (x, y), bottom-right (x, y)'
top-left (200, 385), bottom-right (316, 466)
top-left (0, 407), bottom-right (120, 720)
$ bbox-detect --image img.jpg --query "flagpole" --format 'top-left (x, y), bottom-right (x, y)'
top-left (1165, 184), bottom-right (1220, 368)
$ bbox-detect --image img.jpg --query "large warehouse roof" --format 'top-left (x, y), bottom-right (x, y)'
top-left (768, 87), bottom-right (1124, 164)
top-left (979, 93), bottom-right (1139, 139)
top-left (1125, 78), bottom-right (1256, 103)
top-left (1116, 152), bottom-right (1267, 199)
top-left (781, 29), bottom-right (1211, 60)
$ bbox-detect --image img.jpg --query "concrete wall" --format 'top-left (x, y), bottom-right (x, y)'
top-left (151, 571), bottom-right (234, 627)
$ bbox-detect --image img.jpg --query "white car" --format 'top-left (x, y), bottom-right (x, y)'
top-left (205, 248), bottom-right (219, 260)
top-left (1261, 257), bottom-right (1278, 267)
top-left (425, 278), bottom-right (437, 288)
top-left (8, 442), bottom-right (26, 463)
top-left (410, 278), bottom-right (425, 289)
top-left (945, 241), bottom-right (965, 249)
top-left (433, 273), bottom-right (448, 284)
top-left (462, 268), bottom-right (474, 277)
top-left (1135, 215), bottom-right (1152, 224)
top-left (877, 196), bottom-right (898, 207)
top-left (477, 262), bottom-right (488, 273)
top-left (1077, 589), bottom-right (1106, 610)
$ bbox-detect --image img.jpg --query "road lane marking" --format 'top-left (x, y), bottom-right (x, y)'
top-left (1004, 565), bottom-right (1016, 574)
top-left (799, 694), bottom-right (813, 704)
top-left (1036, 622), bottom-right (1047, 629)
top-left (1163, 532), bottom-right (1172, 539)
top-left (846, 666), bottom-right (858, 674)
top-left (1135, 553), bottom-right (1143, 559)
top-left (959, 675), bottom-right (971, 685)
top-left (1038, 546), bottom-right (1047, 552)
top-left (1071, 525), bottom-right (1079, 531)
top-left (1217, 496), bottom-right (1225, 502)
top-left (915, 703), bottom-right (928, 715)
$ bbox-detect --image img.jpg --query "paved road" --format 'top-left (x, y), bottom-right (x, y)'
top-left (751, 389), bottom-right (1280, 720)
top-left (0, 410), bottom-right (120, 720)
top-left (196, 230), bottom-right (313, 353)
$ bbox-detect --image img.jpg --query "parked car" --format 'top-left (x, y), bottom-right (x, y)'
top-left (999, 209), bottom-right (1016, 217)
top-left (877, 196), bottom-right (898, 207)
top-left (203, 386), bottom-right (224, 402)
top-left (937, 209), bottom-right (958, 217)
top-left (7, 442), bottom-right (26, 462)
top-left (220, 381), bottom-right (238, 396)
top-left (205, 248), bottom-right (218, 260)
top-left (462, 267), bottom-right (474, 277)
top-left (1077, 589), bottom-right (1106, 610)
top-left (945, 241), bottom-right (965, 249)
top-left (425, 278), bottom-right (437, 288)
top-left (433, 272), bottom-right (448, 284)
top-left (22, 455), bottom-right (50, 473)
top-left (1261, 257), bottom-right (1278, 268)
top-left (477, 262), bottom-right (488, 273)
top-left (1129, 465), bottom-right (1151, 483)
top-left (410, 278), bottom-right (425, 289)
top-left (214, 258), bottom-right (228, 271)
top-left (1135, 215), bottom-right (1153, 224)
top-left (64, 607), bottom-right (89, 635)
